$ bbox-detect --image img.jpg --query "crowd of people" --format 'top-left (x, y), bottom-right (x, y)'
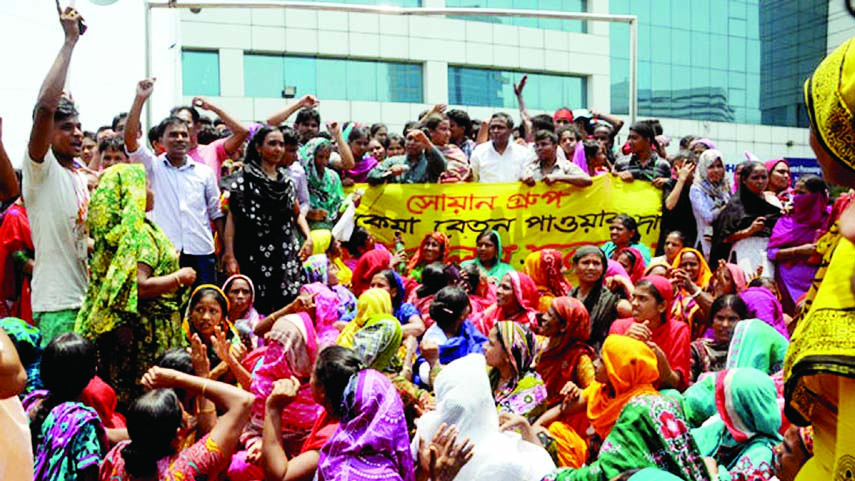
top-left (3, 6), bottom-right (855, 481)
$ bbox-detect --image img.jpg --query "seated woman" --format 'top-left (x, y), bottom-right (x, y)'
top-left (304, 137), bottom-right (345, 230)
top-left (474, 272), bottom-right (539, 336)
top-left (670, 247), bottom-right (715, 339)
top-left (309, 229), bottom-right (352, 288)
top-left (412, 354), bottom-right (556, 481)
top-left (303, 253), bottom-right (357, 324)
top-left (689, 294), bottom-right (748, 383)
top-left (461, 229), bottom-right (515, 285)
top-left (650, 230), bottom-right (685, 266)
top-left (24, 333), bottom-right (106, 481)
top-left (370, 269), bottom-right (426, 337)
top-left (228, 313), bottom-right (321, 481)
top-left (691, 368), bottom-right (782, 481)
top-left (485, 321), bottom-right (548, 423)
top-left (601, 214), bottom-right (652, 264)
top-left (767, 174), bottom-right (827, 313)
top-left (0, 316), bottom-right (42, 396)
top-left (313, 346), bottom-right (415, 481)
top-left (774, 426), bottom-right (814, 481)
top-left (544, 335), bottom-right (711, 481)
top-left (724, 318), bottom-right (789, 375)
top-left (568, 246), bottom-right (632, 352)
top-left (405, 231), bottom-right (450, 283)
top-left (223, 274), bottom-right (263, 349)
top-left (610, 275), bottom-right (691, 390)
top-left (418, 286), bottom-right (487, 388)
top-left (709, 260), bottom-right (748, 297)
top-left (739, 285), bottom-right (789, 339)
top-left (615, 247), bottom-right (646, 283)
top-left (99, 365), bottom-right (255, 481)
top-left (406, 262), bottom-right (453, 328)
top-left (351, 248), bottom-right (392, 297)
top-left (459, 262), bottom-right (496, 315)
top-left (341, 226), bottom-right (388, 273)
top-left (182, 285), bottom-right (239, 381)
top-left (524, 249), bottom-right (572, 312)
top-left (533, 297), bottom-right (596, 467)
top-left (336, 288), bottom-right (394, 349)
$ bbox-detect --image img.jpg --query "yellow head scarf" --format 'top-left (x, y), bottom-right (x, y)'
top-left (671, 247), bottom-right (712, 291)
top-left (805, 35), bottom-right (855, 171)
top-left (336, 288), bottom-right (393, 347)
top-left (182, 284), bottom-right (236, 339)
top-left (310, 229), bottom-right (353, 286)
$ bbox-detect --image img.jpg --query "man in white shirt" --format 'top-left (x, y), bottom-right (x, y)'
top-left (124, 79), bottom-right (223, 287)
top-left (470, 113), bottom-right (536, 183)
top-left (23, 6), bottom-right (90, 346)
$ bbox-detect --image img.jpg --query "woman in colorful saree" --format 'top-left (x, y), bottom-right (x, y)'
top-left (484, 321), bottom-right (547, 423)
top-left (222, 274), bottom-right (263, 349)
top-left (670, 247), bottom-right (715, 340)
top-left (523, 249), bottom-right (572, 312)
top-left (461, 229), bottom-right (515, 285)
top-left (474, 271), bottom-right (539, 335)
top-left (691, 368), bottom-right (782, 481)
top-left (544, 335), bottom-right (711, 481)
top-left (783, 36), bottom-right (855, 480)
top-left (75, 163), bottom-right (194, 407)
top-left (568, 246), bottom-right (631, 352)
top-left (406, 231), bottom-right (450, 284)
top-left (313, 345), bottom-right (415, 481)
top-left (689, 294), bottom-right (748, 384)
top-left (336, 288), bottom-right (394, 349)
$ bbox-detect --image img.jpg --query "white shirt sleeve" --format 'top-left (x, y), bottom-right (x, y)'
top-left (125, 143), bottom-right (158, 177)
top-left (203, 167), bottom-right (224, 221)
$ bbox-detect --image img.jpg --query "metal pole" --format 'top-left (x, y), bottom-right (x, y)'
top-left (628, 18), bottom-right (638, 124)
top-left (144, 2), bottom-right (153, 133)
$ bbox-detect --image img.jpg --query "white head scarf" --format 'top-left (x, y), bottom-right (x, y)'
top-left (411, 354), bottom-right (556, 481)
top-left (694, 149), bottom-right (731, 206)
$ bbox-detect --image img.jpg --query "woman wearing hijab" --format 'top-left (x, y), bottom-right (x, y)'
top-left (461, 229), bottom-right (515, 285)
top-left (222, 274), bottom-right (263, 350)
top-left (615, 247), bottom-right (646, 284)
top-left (183, 285), bottom-right (241, 378)
top-left (304, 137), bottom-right (345, 230)
top-left (412, 354), bottom-right (556, 481)
top-left (484, 321), bottom-right (547, 422)
top-left (768, 175), bottom-right (828, 313)
top-left (545, 335), bottom-right (711, 481)
top-left (474, 271), bottom-right (539, 336)
top-left (783, 37), bottom-right (855, 479)
top-left (75, 164), bottom-right (194, 407)
top-left (336, 288), bottom-right (394, 348)
top-left (610, 275), bottom-right (691, 390)
top-left (692, 368), bottom-right (782, 481)
top-left (523, 249), bottom-right (572, 312)
top-left (223, 126), bottom-right (311, 315)
top-left (740, 286), bottom-right (789, 339)
top-left (405, 231), bottom-right (449, 283)
top-left (370, 269), bottom-right (425, 336)
top-left (304, 253), bottom-right (357, 324)
top-left (310, 229), bottom-right (353, 287)
top-left (314, 346), bottom-right (414, 481)
top-left (228, 313), bottom-right (321, 481)
top-left (689, 294), bottom-right (748, 383)
top-left (709, 261), bottom-right (748, 297)
top-left (351, 249), bottom-right (392, 297)
top-left (764, 159), bottom-right (793, 208)
top-left (711, 161), bottom-right (781, 276)
top-left (691, 149), bottom-right (731, 259)
top-left (670, 247), bottom-right (715, 340)
top-left (568, 246), bottom-right (632, 352)
top-left (533, 297), bottom-right (596, 468)
top-left (725, 318), bottom-right (789, 375)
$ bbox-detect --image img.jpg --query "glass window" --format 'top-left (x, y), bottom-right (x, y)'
top-left (448, 66), bottom-right (586, 110)
top-left (245, 54), bottom-right (423, 103)
top-left (182, 50), bottom-right (220, 97)
top-left (298, 0), bottom-right (421, 5)
top-left (445, 0), bottom-right (587, 33)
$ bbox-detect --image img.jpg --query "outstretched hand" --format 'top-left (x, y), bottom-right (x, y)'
top-left (56, 1), bottom-right (86, 40)
top-left (136, 78), bottom-right (156, 99)
top-left (513, 75), bottom-right (528, 97)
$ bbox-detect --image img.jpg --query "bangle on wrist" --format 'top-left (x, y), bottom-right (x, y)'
top-left (173, 274), bottom-right (181, 288)
top-left (201, 379), bottom-right (209, 399)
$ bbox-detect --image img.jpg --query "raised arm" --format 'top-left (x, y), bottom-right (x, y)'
top-left (327, 121), bottom-right (355, 171)
top-left (125, 78), bottom-right (155, 154)
top-left (591, 109), bottom-right (625, 137)
top-left (513, 76), bottom-right (534, 142)
top-left (193, 96), bottom-right (249, 156)
top-left (266, 95), bottom-right (319, 126)
top-left (261, 378), bottom-right (320, 481)
top-left (0, 118), bottom-right (19, 201)
top-left (29, 5), bottom-right (83, 163)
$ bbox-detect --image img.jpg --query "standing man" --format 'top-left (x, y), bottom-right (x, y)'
top-left (124, 79), bottom-right (222, 287)
top-left (520, 130), bottom-right (592, 187)
top-left (24, 5), bottom-right (89, 346)
top-left (170, 98), bottom-right (248, 182)
top-left (469, 113), bottom-right (535, 183)
top-left (614, 122), bottom-right (671, 184)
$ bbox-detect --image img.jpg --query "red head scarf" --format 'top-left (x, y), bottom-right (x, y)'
top-left (351, 249), bottom-right (392, 297)
top-left (638, 275), bottom-right (675, 323)
top-left (616, 247), bottom-right (646, 283)
top-left (406, 231), bottom-right (449, 273)
top-left (473, 271), bottom-right (539, 335)
top-left (536, 297), bottom-right (595, 404)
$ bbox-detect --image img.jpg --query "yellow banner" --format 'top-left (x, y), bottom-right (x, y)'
top-left (351, 175), bottom-right (662, 270)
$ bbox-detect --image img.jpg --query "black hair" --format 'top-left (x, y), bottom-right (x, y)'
top-left (490, 112), bottom-right (514, 130)
top-left (188, 287), bottom-right (229, 330)
top-left (244, 126), bottom-right (281, 166)
top-left (635, 279), bottom-right (667, 321)
top-left (196, 125), bottom-right (222, 145)
top-left (343, 226), bottom-right (371, 257)
top-left (617, 248), bottom-right (638, 267)
top-left (475, 229), bottom-right (501, 262)
top-left (317, 131), bottom-right (333, 141)
top-left (387, 133), bottom-right (405, 149)
top-left (370, 123), bottom-right (387, 138)
top-left (416, 262), bottom-right (450, 299)
top-left (429, 285), bottom-right (471, 331)
top-left (148, 124), bottom-right (163, 149)
top-left (469, 119), bottom-right (482, 140)
top-left (748, 277), bottom-right (777, 291)
top-left (314, 345), bottom-right (365, 419)
top-left (170, 105), bottom-right (201, 125)
top-left (98, 136), bottom-right (126, 155)
top-left (572, 245), bottom-right (610, 312)
top-left (83, 131), bottom-right (96, 141)
top-left (422, 114), bottom-right (447, 132)
top-left (403, 121), bottom-right (420, 136)
top-left (739, 161), bottom-right (766, 185)
top-left (31, 333), bottom-right (97, 452)
top-left (53, 97), bottom-right (79, 123)
top-left (348, 126), bottom-right (370, 144)
top-left (613, 214), bottom-right (641, 244)
top-left (796, 174), bottom-right (826, 194)
top-left (460, 263), bottom-right (482, 294)
top-left (111, 112), bottom-right (129, 131)
top-left (558, 124), bottom-right (584, 142)
top-left (666, 230), bottom-right (686, 245)
top-left (582, 140), bottom-right (600, 160)
top-left (157, 348), bottom-right (194, 402)
top-left (531, 114), bottom-right (555, 133)
top-left (629, 121), bottom-right (655, 143)
top-left (447, 109), bottom-right (472, 137)
top-left (122, 389), bottom-right (184, 478)
top-left (709, 294), bottom-right (748, 325)
top-left (679, 135), bottom-right (696, 150)
top-left (198, 116), bottom-right (213, 128)
top-left (295, 108), bottom-right (320, 126)
top-left (279, 125), bottom-right (300, 146)
top-left (534, 130), bottom-right (558, 145)
top-left (158, 115), bottom-right (190, 142)
top-left (376, 269), bottom-right (402, 308)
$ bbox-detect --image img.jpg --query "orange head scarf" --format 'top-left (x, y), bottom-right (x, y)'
top-left (524, 249), bottom-right (572, 312)
top-left (671, 247), bottom-right (712, 292)
top-left (584, 335), bottom-right (659, 438)
top-left (406, 231), bottom-right (449, 273)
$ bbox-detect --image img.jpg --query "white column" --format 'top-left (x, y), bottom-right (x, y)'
top-left (424, 60), bottom-right (448, 104)
top-left (218, 48), bottom-right (244, 97)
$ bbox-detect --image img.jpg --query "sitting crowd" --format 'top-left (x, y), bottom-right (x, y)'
top-left (2, 7), bottom-right (851, 481)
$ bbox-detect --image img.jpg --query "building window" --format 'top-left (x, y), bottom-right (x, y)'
top-left (448, 66), bottom-right (587, 111)
top-left (445, 0), bottom-right (587, 33)
top-left (297, 0), bottom-right (421, 5)
top-left (182, 50), bottom-right (220, 96)
top-left (244, 54), bottom-right (424, 103)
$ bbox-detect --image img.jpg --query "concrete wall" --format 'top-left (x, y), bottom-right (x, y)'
top-left (827, 0), bottom-right (855, 54)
